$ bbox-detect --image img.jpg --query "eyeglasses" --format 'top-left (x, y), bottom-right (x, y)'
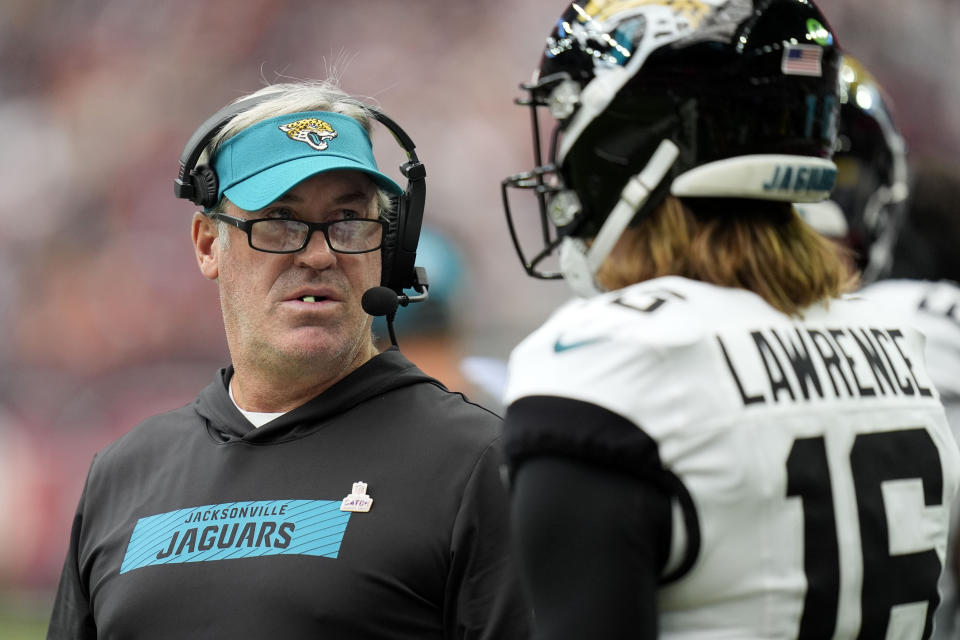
top-left (210, 212), bottom-right (387, 254)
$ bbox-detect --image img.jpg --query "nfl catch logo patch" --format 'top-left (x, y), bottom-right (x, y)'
top-left (782, 44), bottom-right (823, 77)
top-left (278, 118), bottom-right (338, 151)
top-left (340, 481), bottom-right (374, 513)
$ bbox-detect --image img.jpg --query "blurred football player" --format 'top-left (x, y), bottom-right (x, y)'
top-left (499, 1), bottom-right (960, 638)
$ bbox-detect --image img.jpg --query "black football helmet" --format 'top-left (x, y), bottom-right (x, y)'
top-left (797, 56), bottom-right (908, 283)
top-left (502, 0), bottom-right (842, 295)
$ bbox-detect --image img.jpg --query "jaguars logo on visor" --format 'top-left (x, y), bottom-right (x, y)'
top-left (279, 118), bottom-right (338, 151)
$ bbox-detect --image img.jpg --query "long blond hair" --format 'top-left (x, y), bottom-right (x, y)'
top-left (595, 196), bottom-right (858, 316)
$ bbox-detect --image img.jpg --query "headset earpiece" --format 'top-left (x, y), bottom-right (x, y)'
top-left (379, 181), bottom-right (424, 293)
top-left (174, 96), bottom-right (271, 209)
top-left (379, 195), bottom-right (401, 290)
top-left (190, 164), bottom-right (220, 210)
top-left (368, 109), bottom-right (426, 294)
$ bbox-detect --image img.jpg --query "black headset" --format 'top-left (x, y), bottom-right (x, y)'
top-left (174, 96), bottom-right (427, 296)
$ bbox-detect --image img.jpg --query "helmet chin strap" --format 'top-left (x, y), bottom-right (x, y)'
top-left (560, 139), bottom-right (680, 297)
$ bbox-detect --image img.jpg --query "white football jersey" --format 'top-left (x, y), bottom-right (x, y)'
top-left (860, 278), bottom-right (960, 640)
top-left (505, 276), bottom-right (960, 639)
top-left (860, 279), bottom-right (960, 403)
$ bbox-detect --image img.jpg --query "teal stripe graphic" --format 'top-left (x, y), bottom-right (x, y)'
top-left (120, 500), bottom-right (351, 574)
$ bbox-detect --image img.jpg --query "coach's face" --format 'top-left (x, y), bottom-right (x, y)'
top-left (192, 170), bottom-right (382, 385)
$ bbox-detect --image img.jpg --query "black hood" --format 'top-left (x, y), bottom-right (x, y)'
top-left (194, 348), bottom-right (439, 444)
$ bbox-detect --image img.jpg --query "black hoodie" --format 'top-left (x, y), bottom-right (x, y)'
top-left (48, 349), bottom-right (530, 639)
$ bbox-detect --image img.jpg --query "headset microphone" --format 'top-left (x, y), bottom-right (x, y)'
top-left (361, 286), bottom-right (400, 318)
top-left (362, 267), bottom-right (430, 347)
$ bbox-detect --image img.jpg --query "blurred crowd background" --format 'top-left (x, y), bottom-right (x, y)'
top-left (1, 0), bottom-right (958, 636)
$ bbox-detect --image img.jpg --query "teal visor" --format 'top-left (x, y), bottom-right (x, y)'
top-left (212, 110), bottom-right (403, 212)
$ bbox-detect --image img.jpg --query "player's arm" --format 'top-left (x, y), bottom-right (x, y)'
top-left (505, 396), bottom-right (673, 640)
top-left (444, 437), bottom-right (532, 640)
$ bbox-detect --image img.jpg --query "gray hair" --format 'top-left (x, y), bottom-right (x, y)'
top-left (205, 79), bottom-right (394, 228)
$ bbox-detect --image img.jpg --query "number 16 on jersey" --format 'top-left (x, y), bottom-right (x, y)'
top-left (787, 427), bottom-right (952, 639)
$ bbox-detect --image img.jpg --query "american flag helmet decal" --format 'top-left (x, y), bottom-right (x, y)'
top-left (782, 44), bottom-right (823, 77)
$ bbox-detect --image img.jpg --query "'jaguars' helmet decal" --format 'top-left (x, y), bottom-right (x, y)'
top-left (279, 118), bottom-right (338, 151)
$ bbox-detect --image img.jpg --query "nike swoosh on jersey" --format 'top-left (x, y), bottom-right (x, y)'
top-left (553, 336), bottom-right (608, 353)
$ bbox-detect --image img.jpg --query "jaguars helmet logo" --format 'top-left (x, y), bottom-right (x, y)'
top-left (278, 118), bottom-right (338, 151)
